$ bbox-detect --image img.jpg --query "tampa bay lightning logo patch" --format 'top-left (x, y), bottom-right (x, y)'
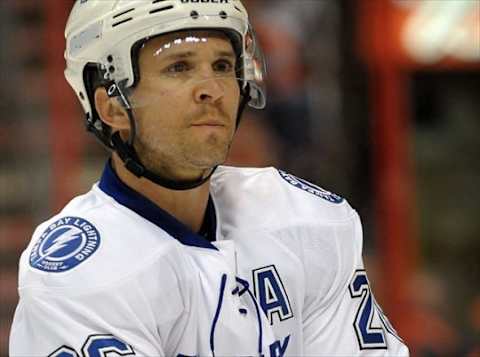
top-left (278, 170), bottom-right (344, 204)
top-left (30, 217), bottom-right (100, 272)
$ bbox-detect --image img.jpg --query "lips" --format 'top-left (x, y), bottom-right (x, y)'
top-left (191, 122), bottom-right (224, 127)
top-left (190, 118), bottom-right (226, 127)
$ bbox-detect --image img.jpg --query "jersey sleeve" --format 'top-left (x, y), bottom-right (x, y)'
top-left (9, 249), bottom-right (199, 357)
top-left (302, 211), bottom-right (409, 356)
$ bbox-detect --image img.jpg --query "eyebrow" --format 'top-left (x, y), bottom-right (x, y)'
top-left (159, 50), bottom-right (236, 61)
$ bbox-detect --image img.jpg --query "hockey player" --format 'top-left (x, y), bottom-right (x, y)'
top-left (10, 0), bottom-right (409, 356)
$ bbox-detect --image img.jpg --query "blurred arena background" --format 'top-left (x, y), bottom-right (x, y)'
top-left (0, 0), bottom-right (479, 356)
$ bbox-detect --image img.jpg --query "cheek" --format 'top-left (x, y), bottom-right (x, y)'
top-left (132, 77), bottom-right (182, 108)
top-left (133, 86), bottom-right (183, 121)
top-left (138, 99), bottom-right (189, 146)
top-left (229, 84), bottom-right (241, 114)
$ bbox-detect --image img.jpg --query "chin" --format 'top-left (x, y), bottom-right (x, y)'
top-left (196, 138), bottom-right (231, 161)
top-left (193, 156), bottom-right (227, 169)
top-left (190, 149), bottom-right (229, 169)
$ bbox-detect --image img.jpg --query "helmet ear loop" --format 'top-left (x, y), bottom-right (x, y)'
top-left (106, 81), bottom-right (137, 147)
top-left (236, 82), bottom-right (251, 127)
top-left (107, 81), bottom-right (146, 178)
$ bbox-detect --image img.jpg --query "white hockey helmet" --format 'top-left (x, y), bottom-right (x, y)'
top-left (64, 0), bottom-right (266, 140)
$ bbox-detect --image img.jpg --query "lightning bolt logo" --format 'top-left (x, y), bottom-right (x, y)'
top-left (30, 216), bottom-right (101, 273)
top-left (33, 228), bottom-right (83, 265)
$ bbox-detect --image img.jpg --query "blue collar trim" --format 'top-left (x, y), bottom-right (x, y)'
top-left (99, 161), bottom-right (218, 250)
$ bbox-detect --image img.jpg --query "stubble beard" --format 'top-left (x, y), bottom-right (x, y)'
top-left (134, 126), bottom-right (234, 182)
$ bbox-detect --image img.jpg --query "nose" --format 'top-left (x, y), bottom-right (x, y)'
top-left (193, 77), bottom-right (224, 104)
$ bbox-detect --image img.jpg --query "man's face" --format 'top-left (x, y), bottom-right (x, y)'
top-left (128, 30), bottom-right (240, 181)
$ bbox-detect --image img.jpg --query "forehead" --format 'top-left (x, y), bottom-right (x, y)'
top-left (138, 30), bottom-right (235, 59)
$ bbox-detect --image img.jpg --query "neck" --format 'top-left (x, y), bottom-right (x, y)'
top-left (111, 153), bottom-right (210, 233)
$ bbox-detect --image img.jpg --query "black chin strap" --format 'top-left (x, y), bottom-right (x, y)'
top-left (111, 131), bottom-right (216, 190)
top-left (109, 84), bottom-right (251, 191)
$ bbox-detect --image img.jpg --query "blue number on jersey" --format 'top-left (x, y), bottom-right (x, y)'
top-left (82, 335), bottom-right (135, 357)
top-left (349, 270), bottom-right (402, 349)
top-left (252, 265), bottom-right (293, 325)
top-left (48, 346), bottom-right (79, 357)
top-left (48, 335), bottom-right (135, 357)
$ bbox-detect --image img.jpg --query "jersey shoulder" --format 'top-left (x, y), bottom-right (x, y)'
top-left (212, 166), bottom-right (363, 309)
top-left (19, 185), bottom-right (190, 294)
top-left (212, 165), bottom-right (356, 228)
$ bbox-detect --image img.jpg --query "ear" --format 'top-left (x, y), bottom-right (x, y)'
top-left (94, 87), bottom-right (130, 130)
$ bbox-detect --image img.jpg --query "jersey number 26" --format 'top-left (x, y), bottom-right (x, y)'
top-left (48, 334), bottom-right (135, 357)
top-left (349, 270), bottom-right (402, 350)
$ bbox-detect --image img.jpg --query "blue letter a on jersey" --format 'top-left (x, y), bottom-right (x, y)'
top-left (253, 265), bottom-right (293, 325)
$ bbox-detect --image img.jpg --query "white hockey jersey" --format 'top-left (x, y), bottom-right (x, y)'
top-left (10, 163), bottom-right (409, 356)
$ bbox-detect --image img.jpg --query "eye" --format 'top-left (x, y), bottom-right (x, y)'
top-left (213, 59), bottom-right (234, 73)
top-left (165, 61), bottom-right (191, 74)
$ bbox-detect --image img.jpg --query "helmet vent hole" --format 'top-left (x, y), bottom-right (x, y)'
top-left (113, 8), bottom-right (135, 19)
top-left (149, 5), bottom-right (174, 14)
top-left (107, 55), bottom-right (113, 63)
top-left (219, 11), bottom-right (228, 19)
top-left (152, 0), bottom-right (168, 3)
top-left (79, 92), bottom-right (85, 100)
top-left (190, 11), bottom-right (199, 19)
top-left (112, 17), bottom-right (133, 27)
top-left (108, 66), bottom-right (115, 74)
top-left (234, 6), bottom-right (242, 13)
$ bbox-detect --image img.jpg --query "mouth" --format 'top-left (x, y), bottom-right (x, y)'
top-left (190, 119), bottom-right (226, 127)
